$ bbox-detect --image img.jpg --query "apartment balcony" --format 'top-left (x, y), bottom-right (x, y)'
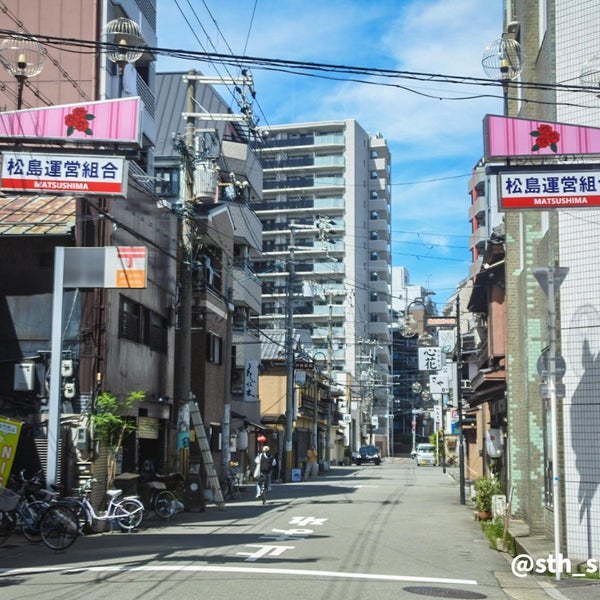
top-left (369, 279), bottom-right (391, 294)
top-left (369, 218), bottom-right (390, 233)
top-left (369, 300), bottom-right (391, 316)
top-left (369, 321), bottom-right (391, 337)
top-left (469, 194), bottom-right (487, 221)
top-left (369, 197), bottom-right (390, 215)
top-left (469, 226), bottom-right (488, 251)
top-left (232, 265), bottom-right (262, 314)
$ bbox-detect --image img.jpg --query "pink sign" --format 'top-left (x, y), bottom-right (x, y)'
top-left (0, 97), bottom-right (142, 146)
top-left (484, 115), bottom-right (600, 159)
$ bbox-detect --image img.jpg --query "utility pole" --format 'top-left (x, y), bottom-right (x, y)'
top-left (456, 293), bottom-right (466, 505)
top-left (174, 69), bottom-right (196, 477)
top-left (285, 232), bottom-right (296, 482)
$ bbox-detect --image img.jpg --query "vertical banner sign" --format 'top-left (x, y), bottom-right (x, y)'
top-left (244, 360), bottom-right (259, 402)
top-left (0, 417), bottom-right (23, 486)
top-left (418, 347), bottom-right (442, 371)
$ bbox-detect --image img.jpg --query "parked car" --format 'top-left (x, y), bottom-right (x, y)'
top-left (355, 445), bottom-right (381, 465)
top-left (414, 443), bottom-right (435, 466)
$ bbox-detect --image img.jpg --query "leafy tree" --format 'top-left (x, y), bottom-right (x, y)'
top-left (92, 390), bottom-right (145, 488)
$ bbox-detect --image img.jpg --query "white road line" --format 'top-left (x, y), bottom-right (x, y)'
top-left (0, 564), bottom-right (478, 586)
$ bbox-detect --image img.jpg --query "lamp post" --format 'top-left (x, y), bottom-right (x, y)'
top-left (482, 35), bottom-right (523, 116)
top-left (102, 17), bottom-right (145, 96)
top-left (312, 351), bottom-right (327, 450)
top-left (411, 381), bottom-right (422, 455)
top-left (0, 35), bottom-right (47, 110)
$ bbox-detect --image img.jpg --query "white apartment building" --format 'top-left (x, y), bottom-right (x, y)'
top-left (254, 120), bottom-right (393, 444)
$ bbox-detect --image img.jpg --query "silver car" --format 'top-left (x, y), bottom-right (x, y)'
top-left (415, 443), bottom-right (435, 466)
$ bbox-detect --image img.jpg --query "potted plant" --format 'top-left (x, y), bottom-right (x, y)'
top-left (473, 475), bottom-right (501, 520)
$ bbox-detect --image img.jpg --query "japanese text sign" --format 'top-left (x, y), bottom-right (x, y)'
top-left (1, 151), bottom-right (127, 196)
top-left (418, 347), bottom-right (442, 371)
top-left (499, 170), bottom-right (600, 209)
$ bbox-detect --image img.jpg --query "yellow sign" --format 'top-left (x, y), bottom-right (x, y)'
top-left (0, 416), bottom-right (23, 486)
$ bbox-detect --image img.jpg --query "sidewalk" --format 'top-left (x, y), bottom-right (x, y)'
top-left (443, 465), bottom-right (600, 600)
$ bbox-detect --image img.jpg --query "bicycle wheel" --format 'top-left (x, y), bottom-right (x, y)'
top-left (114, 498), bottom-right (144, 531)
top-left (39, 505), bottom-right (79, 550)
top-left (0, 510), bottom-right (17, 545)
top-left (260, 479), bottom-right (267, 505)
top-left (59, 498), bottom-right (91, 534)
top-left (21, 500), bottom-right (46, 542)
top-left (154, 490), bottom-right (177, 519)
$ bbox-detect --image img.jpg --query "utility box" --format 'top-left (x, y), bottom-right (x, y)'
top-left (14, 363), bottom-right (35, 391)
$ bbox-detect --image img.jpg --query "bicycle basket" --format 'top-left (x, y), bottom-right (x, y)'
top-left (0, 486), bottom-right (20, 511)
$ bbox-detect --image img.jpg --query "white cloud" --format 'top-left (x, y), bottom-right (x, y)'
top-left (156, 0), bottom-right (502, 306)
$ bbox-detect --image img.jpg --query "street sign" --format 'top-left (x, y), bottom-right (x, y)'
top-left (418, 347), bottom-right (442, 371)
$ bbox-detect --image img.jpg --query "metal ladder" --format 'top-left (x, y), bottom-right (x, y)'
top-left (189, 401), bottom-right (225, 510)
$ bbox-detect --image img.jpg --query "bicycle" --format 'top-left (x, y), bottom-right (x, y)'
top-left (257, 474), bottom-right (268, 505)
top-left (61, 479), bottom-right (145, 533)
top-left (144, 479), bottom-right (179, 519)
top-left (221, 463), bottom-right (241, 501)
top-left (0, 485), bottom-right (79, 550)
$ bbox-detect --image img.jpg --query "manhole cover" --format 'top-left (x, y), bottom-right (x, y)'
top-left (403, 587), bottom-right (486, 599)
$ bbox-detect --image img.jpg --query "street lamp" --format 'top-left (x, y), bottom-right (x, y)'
top-left (411, 381), bottom-right (422, 455)
top-left (482, 35), bottom-right (523, 116)
top-left (102, 17), bottom-right (145, 96)
top-left (312, 351), bottom-right (328, 449)
top-left (0, 35), bottom-right (47, 110)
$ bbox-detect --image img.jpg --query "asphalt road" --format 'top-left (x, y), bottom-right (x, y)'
top-left (0, 458), bottom-right (582, 600)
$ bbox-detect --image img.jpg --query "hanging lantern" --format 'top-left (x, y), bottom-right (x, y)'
top-left (257, 433), bottom-right (267, 444)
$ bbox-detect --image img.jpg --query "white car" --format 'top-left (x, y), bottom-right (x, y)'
top-left (415, 443), bottom-right (435, 466)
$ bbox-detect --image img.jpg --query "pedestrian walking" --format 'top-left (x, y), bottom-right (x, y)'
top-left (304, 445), bottom-right (319, 480)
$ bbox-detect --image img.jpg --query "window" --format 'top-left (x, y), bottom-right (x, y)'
top-left (370, 231), bottom-right (379, 240)
top-left (370, 211), bottom-right (378, 220)
top-left (154, 167), bottom-right (180, 197)
top-left (371, 150), bottom-right (378, 158)
top-left (370, 272), bottom-right (379, 281)
top-left (207, 332), bottom-right (223, 364)
top-left (370, 292), bottom-right (378, 302)
top-left (371, 191), bottom-right (378, 199)
top-left (370, 171), bottom-right (378, 179)
top-left (370, 251), bottom-right (378, 261)
top-left (119, 296), bottom-right (168, 353)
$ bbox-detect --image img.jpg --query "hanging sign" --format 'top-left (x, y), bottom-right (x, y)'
top-left (1, 151), bottom-right (128, 196)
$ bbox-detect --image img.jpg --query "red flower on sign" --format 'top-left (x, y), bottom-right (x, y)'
top-left (64, 106), bottom-right (95, 136)
top-left (530, 123), bottom-right (560, 153)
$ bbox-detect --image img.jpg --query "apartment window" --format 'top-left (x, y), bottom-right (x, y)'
top-left (371, 150), bottom-right (378, 158)
top-left (119, 297), bottom-right (141, 343)
top-left (370, 231), bottom-right (379, 240)
top-left (119, 296), bottom-right (168, 353)
top-left (370, 272), bottom-right (378, 281)
top-left (370, 211), bottom-right (378, 220)
top-left (370, 251), bottom-right (378, 261)
top-left (370, 292), bottom-right (378, 302)
top-left (370, 171), bottom-right (378, 179)
top-left (207, 332), bottom-right (223, 364)
top-left (371, 191), bottom-right (378, 199)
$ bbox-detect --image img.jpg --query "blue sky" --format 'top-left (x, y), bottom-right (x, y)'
top-left (156, 0), bottom-right (504, 309)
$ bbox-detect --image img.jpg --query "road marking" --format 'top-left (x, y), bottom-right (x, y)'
top-left (236, 544), bottom-right (295, 561)
top-left (0, 564), bottom-right (478, 585)
top-left (289, 516), bottom-right (327, 526)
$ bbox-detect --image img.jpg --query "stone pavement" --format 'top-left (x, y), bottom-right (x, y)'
top-left (443, 465), bottom-right (600, 600)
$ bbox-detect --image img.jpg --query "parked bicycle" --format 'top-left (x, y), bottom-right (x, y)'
top-left (140, 472), bottom-right (186, 520)
top-left (60, 478), bottom-right (145, 533)
top-left (221, 462), bottom-right (241, 501)
top-left (0, 485), bottom-right (79, 550)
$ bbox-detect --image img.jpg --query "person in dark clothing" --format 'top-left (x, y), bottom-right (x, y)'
top-left (255, 445), bottom-right (276, 497)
